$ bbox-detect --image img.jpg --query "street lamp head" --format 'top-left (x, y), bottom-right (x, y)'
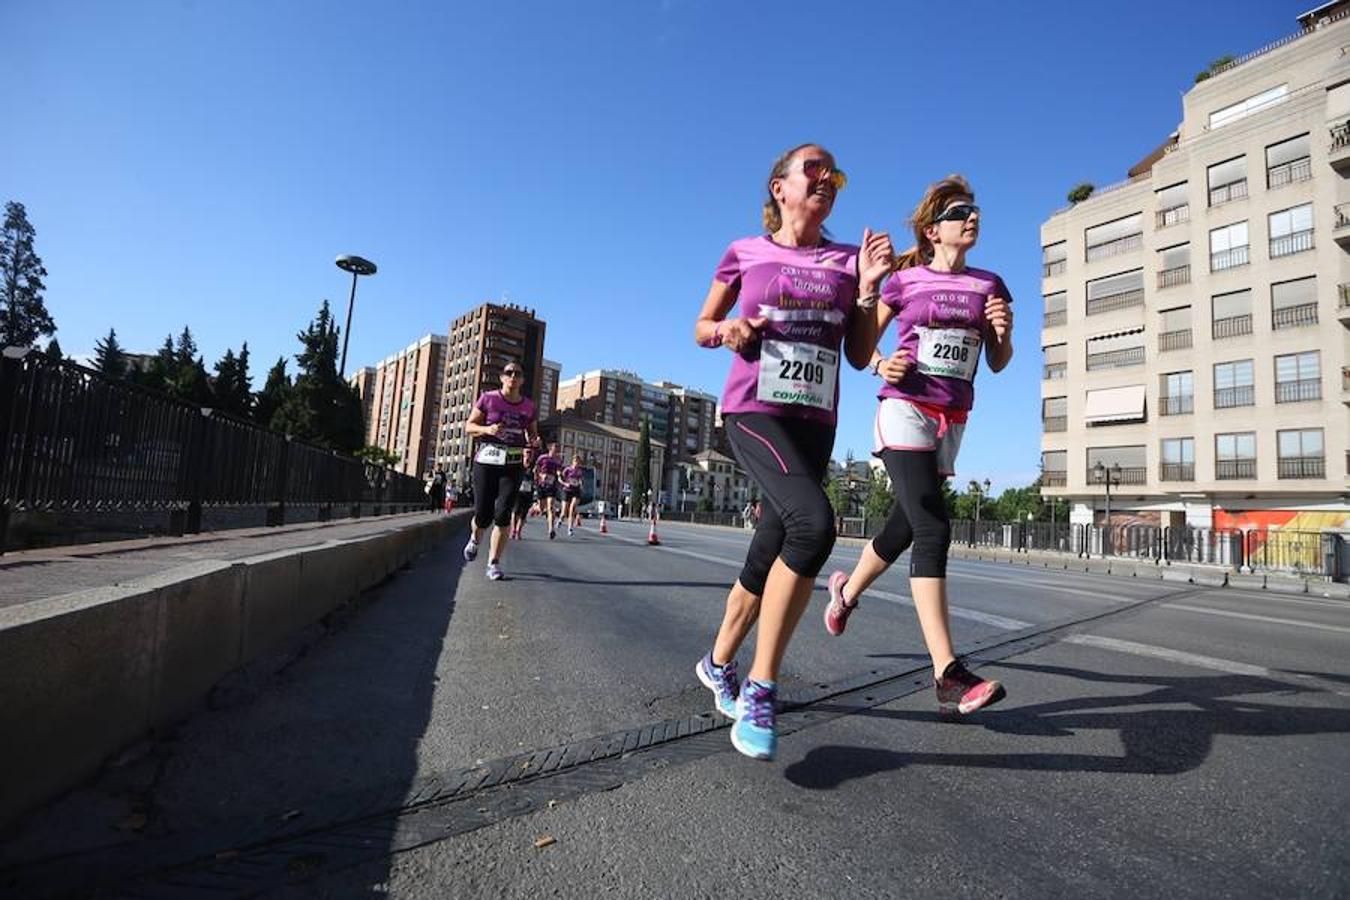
top-left (1093, 460), bottom-right (1105, 482)
top-left (983, 478), bottom-right (991, 493)
top-left (335, 254), bottom-right (377, 276)
top-left (1110, 462), bottom-right (1122, 480)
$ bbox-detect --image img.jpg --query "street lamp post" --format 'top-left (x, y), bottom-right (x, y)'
top-left (335, 254), bottom-right (377, 378)
top-left (1093, 461), bottom-right (1122, 555)
top-left (968, 477), bottom-right (991, 545)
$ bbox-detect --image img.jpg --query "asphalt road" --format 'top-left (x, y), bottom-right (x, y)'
top-left (3, 517), bottom-right (1347, 899)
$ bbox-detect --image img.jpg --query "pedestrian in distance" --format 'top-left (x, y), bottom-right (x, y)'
top-left (511, 448), bottom-right (537, 540)
top-left (561, 454), bottom-right (585, 536)
top-left (428, 466), bottom-right (447, 514)
top-left (463, 362), bottom-right (539, 580)
top-left (533, 442), bottom-right (563, 539)
top-left (692, 142), bottom-right (893, 760)
top-left (823, 174), bottom-right (1014, 715)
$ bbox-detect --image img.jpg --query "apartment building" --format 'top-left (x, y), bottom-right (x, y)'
top-left (355, 335), bottom-right (447, 478)
top-left (538, 358), bottom-right (562, 420)
top-left (436, 303), bottom-right (547, 484)
top-left (657, 382), bottom-right (719, 461)
top-left (1040, 2), bottom-right (1350, 532)
top-left (555, 369), bottom-right (672, 444)
top-left (541, 410), bottom-right (666, 510)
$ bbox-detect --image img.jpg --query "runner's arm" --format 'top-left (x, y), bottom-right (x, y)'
top-left (983, 295), bottom-right (1014, 373)
top-left (465, 406), bottom-right (497, 437)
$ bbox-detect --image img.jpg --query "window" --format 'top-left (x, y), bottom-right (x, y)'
top-left (1086, 269), bottom-right (1144, 316)
top-left (1085, 328), bottom-right (1145, 371)
top-left (1041, 450), bottom-right (1067, 486)
top-left (1043, 291), bottom-right (1067, 327)
top-left (1159, 371), bottom-right (1193, 415)
top-left (1085, 445), bottom-right (1147, 485)
top-left (1266, 134), bottom-right (1311, 187)
top-left (1209, 84), bottom-right (1288, 130)
top-left (1158, 306), bottom-right (1193, 351)
top-left (1213, 359), bottom-right (1255, 408)
top-left (1269, 204), bottom-right (1314, 258)
top-left (1215, 432), bottom-right (1257, 479)
top-left (1042, 242), bottom-right (1067, 277)
top-left (1212, 289), bottom-right (1252, 339)
top-left (1160, 438), bottom-right (1195, 481)
top-left (1271, 277), bottom-right (1318, 329)
top-left (1207, 156), bottom-right (1248, 206)
top-left (1156, 182), bottom-right (1189, 229)
top-left (1277, 428), bottom-right (1324, 479)
top-left (1043, 343), bottom-right (1067, 380)
top-left (1209, 221), bottom-right (1249, 271)
top-left (1084, 213), bottom-right (1143, 262)
top-left (1274, 351), bottom-right (1321, 403)
top-left (1157, 243), bottom-right (1191, 289)
top-left (1042, 397), bottom-right (1067, 432)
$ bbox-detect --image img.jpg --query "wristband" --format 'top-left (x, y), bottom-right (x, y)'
top-left (869, 358), bottom-right (882, 376)
top-left (857, 292), bottom-right (879, 310)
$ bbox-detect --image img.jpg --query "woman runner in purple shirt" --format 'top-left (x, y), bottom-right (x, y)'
top-left (823, 174), bottom-right (1014, 715)
top-left (692, 142), bottom-right (893, 760)
top-left (463, 361), bottom-right (539, 580)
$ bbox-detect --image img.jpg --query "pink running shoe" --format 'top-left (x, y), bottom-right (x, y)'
top-left (935, 659), bottom-right (1006, 715)
top-left (824, 571), bottom-right (857, 636)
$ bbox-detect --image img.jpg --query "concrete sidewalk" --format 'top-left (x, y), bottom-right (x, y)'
top-left (0, 511), bottom-right (451, 609)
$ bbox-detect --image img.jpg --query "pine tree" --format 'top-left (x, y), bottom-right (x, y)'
top-left (630, 416), bottom-right (652, 512)
top-left (93, 328), bottom-right (127, 378)
top-left (254, 356), bottom-right (291, 430)
top-left (0, 201), bottom-right (55, 348)
top-left (44, 337), bottom-right (63, 363)
top-left (272, 301), bottom-right (362, 450)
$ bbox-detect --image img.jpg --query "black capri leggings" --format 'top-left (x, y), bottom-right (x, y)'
top-left (870, 448), bottom-right (951, 578)
top-left (472, 461), bottom-right (524, 529)
top-left (724, 413), bottom-right (836, 595)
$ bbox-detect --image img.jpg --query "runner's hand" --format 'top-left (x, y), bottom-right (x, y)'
top-left (877, 350), bottom-right (912, 385)
top-left (722, 316), bottom-right (767, 353)
top-left (985, 295), bottom-right (1012, 342)
top-left (483, 422), bottom-right (503, 436)
top-left (858, 227), bottom-right (894, 293)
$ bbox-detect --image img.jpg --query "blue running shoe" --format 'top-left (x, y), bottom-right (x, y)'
top-left (463, 539), bottom-right (478, 562)
top-left (694, 654), bottom-right (739, 719)
top-left (731, 679), bottom-right (777, 760)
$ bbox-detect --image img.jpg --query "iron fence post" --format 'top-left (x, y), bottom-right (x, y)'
top-left (185, 408), bottom-right (210, 535)
top-left (0, 349), bottom-right (28, 554)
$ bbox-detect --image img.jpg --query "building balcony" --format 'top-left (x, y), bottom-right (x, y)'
top-left (1159, 394), bottom-right (1193, 416)
top-left (1043, 259), bottom-right (1067, 278)
top-left (1269, 229), bottom-right (1314, 259)
top-left (1278, 456), bottom-right (1325, 479)
top-left (1212, 314), bottom-right (1253, 340)
top-left (1158, 328), bottom-right (1193, 352)
top-left (1208, 179), bottom-right (1248, 207)
top-left (1157, 265), bottom-right (1190, 289)
top-left (1342, 366), bottom-right (1350, 404)
top-left (1086, 289), bottom-right (1145, 316)
top-left (1267, 156), bottom-right (1312, 188)
top-left (1042, 416), bottom-right (1067, 433)
top-left (1210, 245), bottom-right (1250, 272)
top-left (1086, 347), bottom-right (1145, 371)
top-left (1336, 204), bottom-right (1350, 247)
top-left (1041, 471), bottom-right (1067, 488)
top-left (1214, 385), bottom-right (1255, 408)
top-left (1216, 458), bottom-right (1257, 480)
top-left (1272, 302), bottom-right (1319, 330)
top-left (1156, 205), bottom-right (1189, 230)
top-left (1159, 462), bottom-right (1195, 482)
top-left (1085, 466), bottom-right (1147, 486)
top-left (1085, 233), bottom-right (1143, 263)
top-left (1043, 363), bottom-right (1067, 381)
top-left (1274, 378), bottom-right (1321, 403)
top-left (1330, 123), bottom-right (1350, 173)
top-left (1043, 309), bottom-right (1066, 328)
top-left (1340, 284), bottom-right (1350, 328)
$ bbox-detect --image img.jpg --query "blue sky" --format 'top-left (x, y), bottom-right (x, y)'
top-left (1, 0), bottom-right (1299, 493)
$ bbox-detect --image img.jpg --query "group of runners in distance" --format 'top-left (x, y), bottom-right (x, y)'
top-left (462, 142), bottom-right (1014, 760)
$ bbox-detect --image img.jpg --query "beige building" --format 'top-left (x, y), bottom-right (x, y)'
top-left (1040, 3), bottom-right (1350, 532)
top-left (541, 410), bottom-right (665, 510)
top-left (436, 303), bottom-right (547, 485)
top-left (658, 382), bottom-right (719, 461)
top-left (354, 335), bottom-right (447, 478)
top-left (555, 369), bottom-right (673, 445)
top-left (669, 449), bottom-right (751, 513)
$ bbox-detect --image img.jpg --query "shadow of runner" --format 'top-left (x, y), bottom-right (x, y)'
top-left (784, 664), bottom-right (1350, 790)
top-left (0, 525), bottom-right (469, 898)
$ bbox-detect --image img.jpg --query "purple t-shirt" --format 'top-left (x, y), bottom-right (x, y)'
top-left (534, 455), bottom-right (561, 487)
top-left (877, 265), bottom-right (1011, 412)
top-left (561, 465), bottom-right (584, 488)
top-left (713, 235), bottom-right (859, 426)
top-left (473, 391), bottom-right (536, 448)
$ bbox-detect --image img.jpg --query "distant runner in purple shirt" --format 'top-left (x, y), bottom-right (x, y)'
top-left (691, 142), bottom-right (894, 761)
top-left (533, 444), bottom-right (563, 539)
top-left (823, 174), bottom-right (1015, 717)
top-left (463, 362), bottom-right (539, 580)
top-left (561, 456), bottom-right (585, 536)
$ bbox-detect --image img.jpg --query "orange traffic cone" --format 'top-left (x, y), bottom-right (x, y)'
top-left (647, 516), bottom-right (661, 546)
top-left (599, 513), bottom-right (608, 534)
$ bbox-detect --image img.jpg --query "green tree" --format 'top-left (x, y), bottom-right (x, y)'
top-left (212, 343), bottom-right (254, 417)
top-left (92, 327), bottom-right (127, 378)
top-left (43, 337), bottom-right (63, 363)
top-left (0, 201), bottom-right (55, 348)
top-left (1066, 182), bottom-right (1095, 204)
top-left (862, 469), bottom-right (894, 521)
top-left (272, 300), bottom-right (363, 450)
top-left (630, 416), bottom-right (652, 510)
top-left (354, 445), bottom-right (400, 468)
top-left (1194, 55), bottom-right (1235, 83)
top-left (823, 471), bottom-right (848, 515)
top-left (254, 357), bottom-right (291, 430)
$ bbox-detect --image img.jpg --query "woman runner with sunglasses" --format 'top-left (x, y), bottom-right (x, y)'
top-left (823, 175), bottom-right (1014, 715)
top-left (693, 143), bottom-right (893, 760)
top-left (463, 362), bottom-right (539, 580)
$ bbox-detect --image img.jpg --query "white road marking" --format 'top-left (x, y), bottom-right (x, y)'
top-left (1062, 634), bottom-right (1273, 676)
top-left (1160, 603), bottom-right (1350, 636)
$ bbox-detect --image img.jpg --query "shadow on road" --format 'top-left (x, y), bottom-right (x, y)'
top-left (784, 663), bottom-right (1350, 791)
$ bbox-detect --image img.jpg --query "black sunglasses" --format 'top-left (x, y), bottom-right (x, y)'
top-left (932, 203), bottom-right (980, 224)
top-left (502, 369), bottom-right (523, 377)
